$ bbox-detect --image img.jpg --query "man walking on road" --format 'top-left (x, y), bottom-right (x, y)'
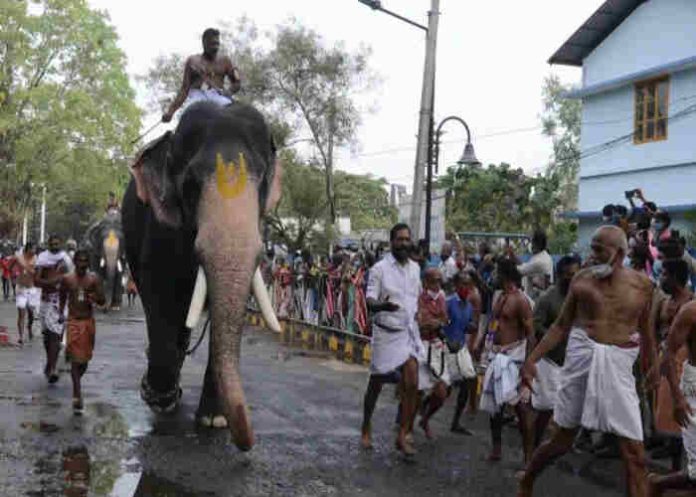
top-left (361, 223), bottom-right (423, 456)
top-left (530, 255), bottom-right (581, 447)
top-left (518, 226), bottom-right (658, 497)
top-left (513, 230), bottom-right (554, 302)
top-left (480, 258), bottom-right (536, 463)
top-left (59, 250), bottom-right (105, 414)
top-left (35, 235), bottom-right (71, 383)
top-left (14, 242), bottom-right (39, 345)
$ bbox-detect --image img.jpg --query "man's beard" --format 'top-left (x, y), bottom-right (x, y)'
top-left (661, 282), bottom-right (675, 296)
top-left (392, 246), bottom-right (409, 262)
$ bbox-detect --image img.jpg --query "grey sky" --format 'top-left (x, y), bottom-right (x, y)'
top-left (89, 0), bottom-right (600, 190)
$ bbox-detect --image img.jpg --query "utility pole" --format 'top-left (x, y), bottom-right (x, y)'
top-left (39, 184), bottom-right (46, 244)
top-left (410, 0), bottom-right (440, 240)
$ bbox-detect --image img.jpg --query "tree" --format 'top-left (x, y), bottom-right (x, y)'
top-left (0, 0), bottom-right (141, 241)
top-left (139, 17), bottom-right (377, 229)
top-left (541, 74), bottom-right (581, 211)
top-left (266, 151), bottom-right (396, 252)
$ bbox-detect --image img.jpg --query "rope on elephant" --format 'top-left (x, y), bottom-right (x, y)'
top-left (186, 317), bottom-right (210, 356)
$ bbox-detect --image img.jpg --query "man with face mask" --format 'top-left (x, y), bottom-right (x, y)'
top-left (439, 241), bottom-right (458, 289)
top-left (162, 28), bottom-right (242, 123)
top-left (518, 226), bottom-right (658, 497)
top-left (530, 255), bottom-right (581, 448)
top-left (35, 235), bottom-right (72, 384)
top-left (361, 223), bottom-right (423, 457)
top-left (652, 259), bottom-right (691, 468)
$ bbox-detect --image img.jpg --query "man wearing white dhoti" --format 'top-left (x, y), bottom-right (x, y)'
top-left (162, 28), bottom-right (241, 123)
top-left (531, 255), bottom-right (580, 448)
top-left (518, 226), bottom-right (658, 497)
top-left (649, 299), bottom-right (696, 496)
top-left (360, 223), bottom-right (423, 457)
top-left (480, 258), bottom-right (535, 463)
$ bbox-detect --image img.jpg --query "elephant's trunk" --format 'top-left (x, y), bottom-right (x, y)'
top-left (195, 181), bottom-right (261, 451)
top-left (103, 230), bottom-right (120, 308)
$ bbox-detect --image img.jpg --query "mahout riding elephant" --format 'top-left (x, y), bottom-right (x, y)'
top-left (122, 101), bottom-right (282, 451)
top-left (83, 209), bottom-right (126, 310)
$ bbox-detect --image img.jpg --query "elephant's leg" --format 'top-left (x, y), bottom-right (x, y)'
top-left (196, 344), bottom-right (227, 428)
top-left (140, 325), bottom-right (191, 414)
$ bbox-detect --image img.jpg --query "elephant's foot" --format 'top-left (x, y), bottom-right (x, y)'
top-left (196, 385), bottom-right (227, 429)
top-left (140, 376), bottom-right (182, 414)
top-left (197, 415), bottom-right (228, 428)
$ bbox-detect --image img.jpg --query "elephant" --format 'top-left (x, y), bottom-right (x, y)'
top-left (83, 209), bottom-right (126, 310)
top-left (122, 101), bottom-right (282, 451)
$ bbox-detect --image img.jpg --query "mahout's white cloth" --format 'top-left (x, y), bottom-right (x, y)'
top-left (480, 340), bottom-right (527, 414)
top-left (554, 327), bottom-right (643, 441)
top-left (681, 361), bottom-right (696, 480)
top-left (185, 88), bottom-right (233, 109)
top-left (532, 358), bottom-right (561, 411)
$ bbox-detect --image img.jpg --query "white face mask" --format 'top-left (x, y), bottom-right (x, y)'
top-left (427, 289), bottom-right (441, 299)
top-left (589, 250), bottom-right (617, 279)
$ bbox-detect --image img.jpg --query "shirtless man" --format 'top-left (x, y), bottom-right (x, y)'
top-left (14, 242), bottom-right (38, 344)
top-left (518, 226), bottom-right (658, 497)
top-left (162, 28), bottom-right (241, 123)
top-left (652, 259), bottom-right (692, 468)
top-left (649, 274), bottom-right (696, 495)
top-left (59, 250), bottom-right (105, 414)
top-left (480, 258), bottom-right (535, 463)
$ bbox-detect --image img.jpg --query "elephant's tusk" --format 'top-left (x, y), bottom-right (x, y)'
top-left (100, 258), bottom-right (105, 268)
top-left (186, 267), bottom-right (207, 330)
top-left (252, 267), bottom-right (281, 333)
top-left (117, 260), bottom-right (122, 273)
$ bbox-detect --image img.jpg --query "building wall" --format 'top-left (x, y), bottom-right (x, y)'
top-left (583, 0), bottom-right (696, 87)
top-left (578, 66), bottom-right (696, 212)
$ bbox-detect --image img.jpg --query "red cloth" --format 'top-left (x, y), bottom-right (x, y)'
top-left (66, 317), bottom-right (96, 364)
top-left (418, 290), bottom-right (447, 340)
top-left (0, 257), bottom-right (12, 279)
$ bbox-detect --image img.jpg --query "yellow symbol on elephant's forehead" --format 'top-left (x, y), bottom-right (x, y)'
top-left (105, 230), bottom-right (118, 249)
top-left (216, 152), bottom-right (248, 199)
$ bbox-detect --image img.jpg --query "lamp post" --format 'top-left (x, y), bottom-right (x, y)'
top-left (426, 116), bottom-right (480, 250)
top-left (358, 0), bottom-right (440, 239)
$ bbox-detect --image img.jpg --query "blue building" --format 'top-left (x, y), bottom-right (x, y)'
top-left (550, 0), bottom-right (696, 249)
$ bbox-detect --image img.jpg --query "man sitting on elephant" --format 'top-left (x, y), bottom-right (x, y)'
top-left (161, 27), bottom-right (241, 123)
top-left (124, 100), bottom-right (281, 451)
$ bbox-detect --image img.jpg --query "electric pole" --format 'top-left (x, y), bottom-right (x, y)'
top-left (409, 0), bottom-right (440, 239)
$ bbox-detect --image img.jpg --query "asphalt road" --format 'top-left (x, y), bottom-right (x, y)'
top-left (0, 299), bottom-right (629, 497)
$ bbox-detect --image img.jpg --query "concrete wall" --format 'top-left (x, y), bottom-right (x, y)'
top-left (583, 0), bottom-right (696, 87)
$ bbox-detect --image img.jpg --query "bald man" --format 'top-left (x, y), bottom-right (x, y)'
top-left (518, 226), bottom-right (658, 497)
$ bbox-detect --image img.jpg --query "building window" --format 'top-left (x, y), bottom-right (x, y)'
top-left (634, 76), bottom-right (669, 144)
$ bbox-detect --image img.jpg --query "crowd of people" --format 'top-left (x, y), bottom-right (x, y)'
top-left (257, 188), bottom-right (696, 496)
top-left (1, 236), bottom-right (105, 415)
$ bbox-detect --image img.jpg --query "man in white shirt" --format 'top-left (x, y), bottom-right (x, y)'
top-left (516, 231), bottom-right (554, 302)
top-left (361, 223), bottom-right (423, 457)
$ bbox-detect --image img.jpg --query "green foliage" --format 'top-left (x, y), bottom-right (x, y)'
top-left (438, 162), bottom-right (577, 253)
top-left (541, 74), bottom-right (582, 211)
top-left (0, 0), bottom-right (141, 240)
top-left (139, 17), bottom-right (377, 228)
top-left (266, 150), bottom-right (395, 252)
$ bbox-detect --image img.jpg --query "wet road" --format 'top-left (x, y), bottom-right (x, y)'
top-left (0, 300), bottom-right (627, 496)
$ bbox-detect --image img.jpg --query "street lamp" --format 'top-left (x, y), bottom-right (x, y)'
top-left (425, 116), bottom-right (480, 250)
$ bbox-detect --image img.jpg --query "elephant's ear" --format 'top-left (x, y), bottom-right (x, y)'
top-left (130, 131), bottom-right (182, 227)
